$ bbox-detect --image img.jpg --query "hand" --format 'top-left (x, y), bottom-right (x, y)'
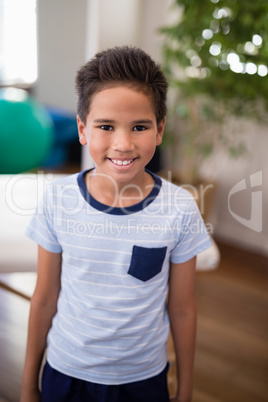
top-left (20, 388), bottom-right (41, 402)
top-left (170, 396), bottom-right (191, 402)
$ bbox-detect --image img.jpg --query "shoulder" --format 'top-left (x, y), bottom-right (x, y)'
top-left (49, 172), bottom-right (80, 187)
top-left (156, 173), bottom-right (193, 197)
top-left (41, 172), bottom-right (81, 207)
top-left (156, 174), bottom-right (198, 213)
top-left (46, 172), bottom-right (80, 193)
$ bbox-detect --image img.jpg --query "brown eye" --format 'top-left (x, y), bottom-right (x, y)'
top-left (133, 125), bottom-right (146, 131)
top-left (100, 125), bottom-right (113, 131)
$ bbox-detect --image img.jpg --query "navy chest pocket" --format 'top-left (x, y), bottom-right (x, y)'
top-left (128, 245), bottom-right (167, 282)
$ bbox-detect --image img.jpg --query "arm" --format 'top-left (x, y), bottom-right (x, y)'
top-left (20, 246), bottom-right (62, 402)
top-left (168, 257), bottom-right (197, 402)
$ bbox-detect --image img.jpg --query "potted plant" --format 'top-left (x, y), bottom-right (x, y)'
top-left (158, 0), bottom-right (268, 191)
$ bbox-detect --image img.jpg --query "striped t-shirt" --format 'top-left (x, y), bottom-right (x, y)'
top-left (25, 169), bottom-right (211, 385)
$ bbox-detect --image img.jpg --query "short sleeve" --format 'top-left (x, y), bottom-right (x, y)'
top-left (170, 195), bottom-right (211, 264)
top-left (25, 186), bottom-right (62, 253)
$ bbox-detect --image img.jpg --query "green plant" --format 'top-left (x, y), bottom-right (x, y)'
top-left (160, 0), bottom-right (268, 183)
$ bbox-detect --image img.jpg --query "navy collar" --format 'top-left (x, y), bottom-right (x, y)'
top-left (77, 169), bottom-right (162, 215)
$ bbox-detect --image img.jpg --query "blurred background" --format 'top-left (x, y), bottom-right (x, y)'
top-left (0, 0), bottom-right (267, 401)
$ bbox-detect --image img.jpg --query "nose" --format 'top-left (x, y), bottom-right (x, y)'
top-left (112, 131), bottom-right (134, 152)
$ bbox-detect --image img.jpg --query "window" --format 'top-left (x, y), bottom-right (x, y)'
top-left (0, 0), bottom-right (37, 86)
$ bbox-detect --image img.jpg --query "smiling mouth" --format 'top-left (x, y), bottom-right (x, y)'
top-left (109, 158), bottom-right (136, 166)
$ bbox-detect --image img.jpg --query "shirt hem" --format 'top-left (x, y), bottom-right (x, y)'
top-left (46, 355), bottom-right (168, 386)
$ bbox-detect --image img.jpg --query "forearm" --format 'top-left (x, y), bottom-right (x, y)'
top-left (21, 294), bottom-right (57, 398)
top-left (168, 302), bottom-right (197, 402)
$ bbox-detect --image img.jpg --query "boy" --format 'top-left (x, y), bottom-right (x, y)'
top-left (21, 46), bottom-right (211, 402)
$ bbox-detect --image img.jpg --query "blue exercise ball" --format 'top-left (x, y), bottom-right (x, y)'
top-left (0, 88), bottom-right (54, 174)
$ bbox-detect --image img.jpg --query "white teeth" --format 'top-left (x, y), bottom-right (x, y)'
top-left (111, 159), bottom-right (133, 166)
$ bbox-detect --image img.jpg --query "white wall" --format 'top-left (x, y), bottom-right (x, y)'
top-left (36, 0), bottom-right (88, 113)
top-left (141, 0), bottom-right (179, 61)
top-left (201, 118), bottom-right (268, 256)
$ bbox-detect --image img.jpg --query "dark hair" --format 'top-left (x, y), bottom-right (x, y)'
top-left (75, 46), bottom-right (168, 125)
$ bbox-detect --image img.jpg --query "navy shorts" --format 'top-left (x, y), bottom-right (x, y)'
top-left (41, 361), bottom-right (170, 402)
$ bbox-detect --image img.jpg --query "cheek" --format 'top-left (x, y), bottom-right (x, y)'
top-left (141, 135), bottom-right (158, 156)
top-left (88, 133), bottom-right (108, 154)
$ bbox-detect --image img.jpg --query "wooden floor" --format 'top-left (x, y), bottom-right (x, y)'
top-left (193, 242), bottom-right (268, 402)
top-left (0, 241), bottom-right (267, 402)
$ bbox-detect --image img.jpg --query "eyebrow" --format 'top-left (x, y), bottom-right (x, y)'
top-left (93, 119), bottom-right (115, 123)
top-left (93, 119), bottom-right (154, 124)
top-left (132, 119), bottom-right (154, 125)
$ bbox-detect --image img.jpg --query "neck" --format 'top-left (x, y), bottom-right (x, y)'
top-left (85, 169), bottom-right (155, 208)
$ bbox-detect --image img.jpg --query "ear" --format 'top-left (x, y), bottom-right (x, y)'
top-left (156, 117), bottom-right (166, 146)
top-left (77, 115), bottom-right (87, 145)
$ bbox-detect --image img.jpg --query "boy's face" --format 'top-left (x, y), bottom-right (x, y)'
top-left (77, 86), bottom-right (165, 187)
